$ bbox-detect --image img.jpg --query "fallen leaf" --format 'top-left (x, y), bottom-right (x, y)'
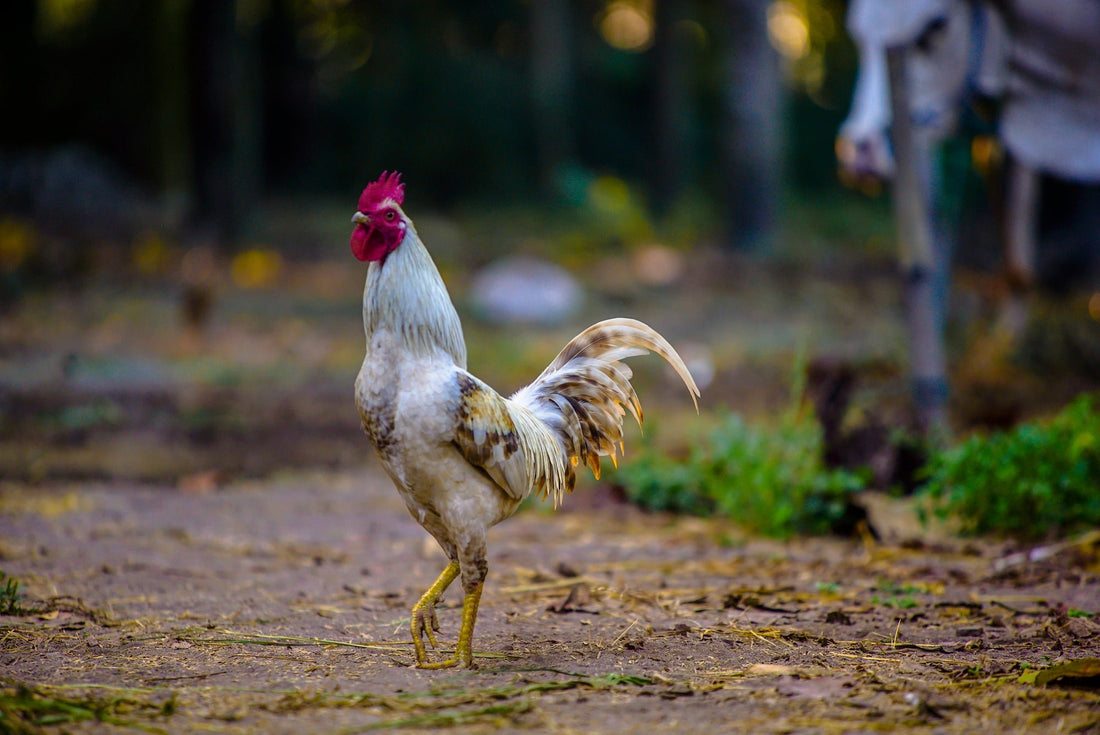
top-left (1032, 658), bottom-right (1100, 688)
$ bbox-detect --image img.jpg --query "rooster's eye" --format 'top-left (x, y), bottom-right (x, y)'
top-left (385, 210), bottom-right (396, 221)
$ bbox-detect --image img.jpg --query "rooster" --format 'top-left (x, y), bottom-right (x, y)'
top-left (350, 171), bottom-right (699, 669)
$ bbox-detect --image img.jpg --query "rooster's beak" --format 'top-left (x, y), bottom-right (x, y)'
top-left (352, 212), bottom-right (370, 225)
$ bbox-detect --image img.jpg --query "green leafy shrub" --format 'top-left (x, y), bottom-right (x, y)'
top-left (613, 433), bottom-right (715, 517)
top-left (922, 393), bottom-right (1100, 538)
top-left (614, 409), bottom-right (865, 537)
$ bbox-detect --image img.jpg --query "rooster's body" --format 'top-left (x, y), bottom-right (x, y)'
top-left (350, 172), bottom-right (699, 668)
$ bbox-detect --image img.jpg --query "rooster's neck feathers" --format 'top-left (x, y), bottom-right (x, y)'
top-left (362, 221), bottom-right (467, 367)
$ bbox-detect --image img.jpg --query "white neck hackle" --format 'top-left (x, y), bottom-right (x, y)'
top-left (362, 218), bottom-right (467, 368)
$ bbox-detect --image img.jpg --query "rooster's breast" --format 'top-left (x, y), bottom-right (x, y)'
top-left (355, 329), bottom-right (462, 478)
top-left (356, 330), bottom-right (521, 536)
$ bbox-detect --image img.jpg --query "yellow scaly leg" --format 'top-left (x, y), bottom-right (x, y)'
top-left (410, 561), bottom-right (459, 665)
top-left (418, 581), bottom-right (483, 670)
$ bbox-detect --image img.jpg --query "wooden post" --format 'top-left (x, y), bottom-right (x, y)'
top-left (886, 45), bottom-right (948, 434)
top-left (999, 157), bottom-right (1039, 335)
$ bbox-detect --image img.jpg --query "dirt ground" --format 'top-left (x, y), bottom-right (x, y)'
top-left (2, 244), bottom-right (1100, 733)
top-left (3, 463), bottom-right (1100, 734)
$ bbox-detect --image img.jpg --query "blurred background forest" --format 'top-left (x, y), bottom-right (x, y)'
top-left (0, 0), bottom-right (864, 257)
top-left (2, 0), bottom-right (1099, 539)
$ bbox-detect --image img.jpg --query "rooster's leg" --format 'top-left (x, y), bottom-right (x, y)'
top-left (410, 561), bottom-right (459, 665)
top-left (418, 542), bottom-right (487, 670)
top-left (417, 581), bottom-right (483, 670)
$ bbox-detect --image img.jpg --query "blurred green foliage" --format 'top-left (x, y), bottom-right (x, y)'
top-left (921, 393), bottom-right (1100, 539)
top-left (613, 428), bottom-right (716, 517)
top-left (615, 408), bottom-right (864, 536)
top-left (614, 362), bottom-right (866, 537)
top-left (617, 383), bottom-right (1100, 541)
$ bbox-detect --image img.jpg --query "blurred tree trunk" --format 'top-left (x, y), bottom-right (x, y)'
top-left (262, 0), bottom-right (314, 197)
top-left (191, 0), bottom-right (263, 244)
top-left (231, 3), bottom-right (264, 241)
top-left (718, 0), bottom-right (782, 252)
top-left (529, 0), bottom-right (575, 192)
top-left (0, 1), bottom-right (38, 144)
top-left (651, 0), bottom-right (692, 214)
top-left (154, 0), bottom-right (194, 226)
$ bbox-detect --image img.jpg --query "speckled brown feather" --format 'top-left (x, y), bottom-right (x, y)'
top-left (454, 373), bottom-right (519, 467)
top-left (452, 370), bottom-right (567, 504)
top-left (451, 318), bottom-right (701, 507)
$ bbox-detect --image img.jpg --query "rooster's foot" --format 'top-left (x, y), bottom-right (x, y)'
top-left (415, 582), bottom-right (482, 670)
top-left (410, 561), bottom-right (461, 665)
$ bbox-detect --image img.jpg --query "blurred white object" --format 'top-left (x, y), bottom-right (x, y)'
top-left (470, 256), bottom-right (582, 325)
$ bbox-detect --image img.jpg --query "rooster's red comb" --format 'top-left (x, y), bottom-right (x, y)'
top-left (358, 171), bottom-right (405, 212)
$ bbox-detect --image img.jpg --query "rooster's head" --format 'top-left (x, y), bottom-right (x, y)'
top-left (351, 171), bottom-right (407, 262)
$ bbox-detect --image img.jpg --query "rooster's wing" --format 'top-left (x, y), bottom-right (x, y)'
top-left (452, 371), bottom-right (572, 503)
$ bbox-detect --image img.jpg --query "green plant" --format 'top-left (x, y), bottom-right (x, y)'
top-left (700, 410), bottom-right (865, 536)
top-left (0, 571), bottom-right (22, 616)
top-left (871, 580), bottom-right (921, 609)
top-left (0, 684), bottom-right (173, 732)
top-left (614, 406), bottom-right (865, 537)
top-left (921, 393), bottom-right (1100, 538)
top-left (870, 594), bottom-right (917, 609)
top-left (611, 431), bottom-right (715, 517)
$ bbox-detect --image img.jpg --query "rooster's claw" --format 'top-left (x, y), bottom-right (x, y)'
top-left (412, 604), bottom-right (441, 650)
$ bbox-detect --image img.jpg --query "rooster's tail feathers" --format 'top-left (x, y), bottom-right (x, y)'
top-left (513, 318), bottom-right (700, 503)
